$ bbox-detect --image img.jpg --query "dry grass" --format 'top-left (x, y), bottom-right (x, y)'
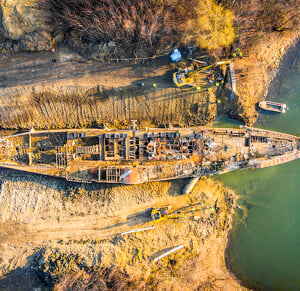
top-left (54, 266), bottom-right (150, 290)
top-left (39, 0), bottom-right (237, 55)
top-left (220, 0), bottom-right (300, 49)
top-left (0, 86), bottom-right (216, 130)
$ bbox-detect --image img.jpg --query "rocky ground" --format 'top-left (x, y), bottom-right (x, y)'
top-left (0, 168), bottom-right (243, 290)
top-left (0, 0), bottom-right (52, 52)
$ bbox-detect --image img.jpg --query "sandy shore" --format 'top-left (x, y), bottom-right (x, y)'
top-left (0, 167), bottom-right (243, 290)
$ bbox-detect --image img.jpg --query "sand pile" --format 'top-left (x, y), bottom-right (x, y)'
top-left (0, 169), bottom-right (241, 290)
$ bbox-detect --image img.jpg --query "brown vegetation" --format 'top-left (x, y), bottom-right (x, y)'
top-left (54, 266), bottom-right (148, 291)
top-left (40, 0), bottom-right (236, 55)
top-left (184, 0), bottom-right (235, 51)
top-left (220, 0), bottom-right (299, 49)
top-left (40, 0), bottom-right (178, 50)
top-left (38, 0), bottom-right (299, 60)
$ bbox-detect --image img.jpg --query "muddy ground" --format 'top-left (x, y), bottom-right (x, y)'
top-left (0, 49), bottom-right (173, 94)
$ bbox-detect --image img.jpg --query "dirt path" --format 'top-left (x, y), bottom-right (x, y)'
top-left (0, 209), bottom-right (154, 247)
top-left (0, 49), bottom-right (172, 97)
top-left (0, 50), bottom-right (216, 129)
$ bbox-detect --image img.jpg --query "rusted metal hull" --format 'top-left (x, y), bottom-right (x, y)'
top-left (0, 126), bottom-right (298, 184)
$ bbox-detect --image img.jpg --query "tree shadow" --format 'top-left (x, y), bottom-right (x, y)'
top-left (0, 50), bottom-right (172, 90)
top-left (0, 252), bottom-right (47, 291)
top-left (0, 50), bottom-right (129, 89)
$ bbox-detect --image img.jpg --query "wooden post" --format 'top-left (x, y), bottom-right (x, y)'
top-left (125, 137), bottom-right (129, 160)
top-left (101, 136), bottom-right (105, 161)
top-left (28, 133), bottom-right (32, 166)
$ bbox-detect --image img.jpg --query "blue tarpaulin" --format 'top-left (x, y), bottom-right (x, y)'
top-left (170, 49), bottom-right (181, 62)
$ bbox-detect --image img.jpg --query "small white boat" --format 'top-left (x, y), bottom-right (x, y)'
top-left (259, 101), bottom-right (287, 113)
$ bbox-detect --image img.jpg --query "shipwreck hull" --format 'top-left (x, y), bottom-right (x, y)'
top-left (0, 126), bottom-right (299, 184)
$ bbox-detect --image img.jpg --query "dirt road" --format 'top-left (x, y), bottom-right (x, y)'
top-left (0, 49), bottom-right (172, 96)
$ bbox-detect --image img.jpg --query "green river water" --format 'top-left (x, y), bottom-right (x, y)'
top-left (214, 43), bottom-right (300, 290)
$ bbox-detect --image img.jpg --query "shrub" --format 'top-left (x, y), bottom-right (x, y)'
top-left (219, 0), bottom-right (299, 48)
top-left (41, 0), bottom-right (177, 47)
top-left (54, 266), bottom-right (148, 290)
top-left (183, 0), bottom-right (235, 51)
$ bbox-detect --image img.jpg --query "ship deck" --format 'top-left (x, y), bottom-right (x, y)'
top-left (0, 126), bottom-right (299, 184)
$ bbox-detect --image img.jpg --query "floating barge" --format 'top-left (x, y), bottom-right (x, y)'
top-left (259, 101), bottom-right (287, 113)
top-left (0, 125), bottom-right (299, 184)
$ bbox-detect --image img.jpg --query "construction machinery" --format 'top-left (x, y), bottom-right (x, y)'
top-left (151, 205), bottom-right (185, 221)
top-left (173, 60), bottom-right (231, 87)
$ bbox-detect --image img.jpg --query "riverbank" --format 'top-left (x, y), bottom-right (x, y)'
top-left (218, 39), bottom-right (300, 290)
top-left (232, 32), bottom-right (299, 125)
top-left (0, 36), bottom-right (299, 130)
top-left (0, 169), bottom-right (243, 290)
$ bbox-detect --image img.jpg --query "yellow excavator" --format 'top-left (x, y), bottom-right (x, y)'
top-left (173, 60), bottom-right (231, 87)
top-left (151, 205), bottom-right (185, 221)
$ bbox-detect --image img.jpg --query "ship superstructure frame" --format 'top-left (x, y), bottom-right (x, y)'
top-left (0, 125), bottom-right (299, 184)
